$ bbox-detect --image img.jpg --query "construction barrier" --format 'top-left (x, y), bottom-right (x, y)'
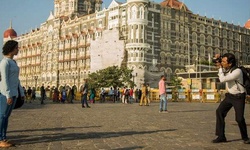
top-left (177, 89), bottom-right (187, 102)
top-left (202, 89), bottom-right (219, 103)
top-left (191, 89), bottom-right (202, 102)
top-left (166, 89), bottom-right (173, 101)
top-left (150, 89), bottom-right (160, 101)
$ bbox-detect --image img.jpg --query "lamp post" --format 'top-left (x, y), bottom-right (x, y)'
top-left (184, 23), bottom-right (191, 89)
top-left (130, 72), bottom-right (137, 87)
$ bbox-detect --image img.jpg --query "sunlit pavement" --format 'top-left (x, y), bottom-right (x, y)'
top-left (7, 100), bottom-right (250, 150)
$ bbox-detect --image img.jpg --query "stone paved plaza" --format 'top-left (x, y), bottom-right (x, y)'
top-left (7, 100), bottom-right (250, 150)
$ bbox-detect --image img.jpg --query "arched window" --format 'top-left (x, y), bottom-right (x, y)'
top-left (175, 42), bottom-right (179, 53)
top-left (207, 26), bottom-right (212, 34)
top-left (192, 23), bottom-right (197, 31)
top-left (207, 36), bottom-right (212, 46)
top-left (214, 28), bottom-right (219, 36)
top-left (160, 53), bottom-right (165, 64)
top-left (139, 6), bottom-right (144, 19)
top-left (229, 31), bottom-right (233, 39)
top-left (176, 55), bottom-right (180, 65)
top-left (200, 34), bottom-right (205, 44)
top-left (214, 37), bottom-right (219, 47)
top-left (200, 46), bottom-right (205, 56)
top-left (223, 39), bottom-right (227, 48)
top-left (166, 54), bottom-right (171, 64)
top-left (192, 33), bottom-right (197, 43)
top-left (229, 40), bottom-right (233, 50)
top-left (192, 44), bottom-right (197, 56)
top-left (132, 6), bottom-right (137, 19)
top-left (200, 24), bottom-right (205, 33)
top-left (223, 30), bottom-right (227, 37)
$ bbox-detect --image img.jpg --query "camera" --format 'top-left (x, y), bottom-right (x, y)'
top-left (212, 56), bottom-right (222, 63)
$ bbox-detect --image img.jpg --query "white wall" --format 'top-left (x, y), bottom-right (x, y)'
top-left (90, 29), bottom-right (125, 72)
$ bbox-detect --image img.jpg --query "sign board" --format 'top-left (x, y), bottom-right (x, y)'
top-left (178, 89), bottom-right (185, 92)
top-left (206, 89), bottom-right (214, 93)
top-left (166, 89), bottom-right (172, 92)
top-left (207, 94), bottom-right (215, 100)
top-left (192, 94), bottom-right (200, 99)
top-left (167, 94), bottom-right (172, 99)
top-left (178, 94), bottom-right (186, 99)
top-left (192, 89), bottom-right (199, 92)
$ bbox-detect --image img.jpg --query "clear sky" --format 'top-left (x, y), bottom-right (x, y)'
top-left (0, 0), bottom-right (250, 59)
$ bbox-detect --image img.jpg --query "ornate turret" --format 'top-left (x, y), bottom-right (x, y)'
top-left (126, 0), bottom-right (150, 85)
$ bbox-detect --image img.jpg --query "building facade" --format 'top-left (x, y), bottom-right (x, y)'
top-left (3, 0), bottom-right (250, 90)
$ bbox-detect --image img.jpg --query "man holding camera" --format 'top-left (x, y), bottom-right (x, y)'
top-left (212, 53), bottom-right (250, 144)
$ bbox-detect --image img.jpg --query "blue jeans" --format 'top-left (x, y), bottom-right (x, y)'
top-left (0, 94), bottom-right (17, 140)
top-left (159, 94), bottom-right (167, 111)
top-left (81, 94), bottom-right (89, 107)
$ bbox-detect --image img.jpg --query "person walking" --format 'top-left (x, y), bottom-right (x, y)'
top-left (31, 87), bottom-right (36, 101)
top-left (135, 89), bottom-right (139, 103)
top-left (113, 87), bottom-right (118, 103)
top-left (139, 84), bottom-right (148, 106)
top-left (146, 84), bottom-right (151, 104)
top-left (81, 79), bottom-right (90, 108)
top-left (0, 40), bottom-right (25, 148)
top-left (100, 88), bottom-right (105, 103)
top-left (53, 87), bottom-right (59, 102)
top-left (212, 53), bottom-right (250, 144)
top-left (61, 87), bottom-right (67, 103)
top-left (89, 88), bottom-right (96, 103)
top-left (26, 87), bottom-right (32, 103)
top-left (121, 87), bottom-right (126, 103)
top-left (40, 84), bottom-right (46, 104)
top-left (158, 75), bottom-right (167, 113)
top-left (69, 87), bottom-right (75, 103)
top-left (129, 88), bottom-right (134, 104)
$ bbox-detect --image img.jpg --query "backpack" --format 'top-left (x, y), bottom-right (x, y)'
top-left (236, 66), bottom-right (250, 95)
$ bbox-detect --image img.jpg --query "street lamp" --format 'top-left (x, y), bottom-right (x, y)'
top-left (130, 72), bottom-right (137, 87)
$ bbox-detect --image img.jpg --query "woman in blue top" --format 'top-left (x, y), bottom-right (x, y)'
top-left (0, 40), bottom-right (25, 148)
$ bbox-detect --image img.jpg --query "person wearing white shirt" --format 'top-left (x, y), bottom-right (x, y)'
top-left (212, 53), bottom-right (250, 144)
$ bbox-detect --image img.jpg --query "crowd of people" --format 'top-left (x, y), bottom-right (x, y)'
top-left (98, 84), bottom-right (151, 105)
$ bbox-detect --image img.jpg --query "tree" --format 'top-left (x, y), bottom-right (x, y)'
top-left (169, 75), bottom-right (183, 89)
top-left (87, 66), bottom-right (135, 89)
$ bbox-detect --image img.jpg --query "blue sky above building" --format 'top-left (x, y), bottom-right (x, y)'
top-left (0, 0), bottom-right (249, 59)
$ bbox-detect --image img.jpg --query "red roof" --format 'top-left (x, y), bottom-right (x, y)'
top-left (160, 0), bottom-right (190, 12)
top-left (245, 19), bottom-right (250, 29)
top-left (4, 28), bottom-right (17, 38)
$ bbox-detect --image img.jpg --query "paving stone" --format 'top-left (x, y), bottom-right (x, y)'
top-left (5, 100), bottom-right (250, 150)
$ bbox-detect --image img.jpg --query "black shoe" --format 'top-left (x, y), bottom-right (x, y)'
top-left (82, 105), bottom-right (85, 108)
top-left (212, 136), bottom-right (227, 143)
top-left (87, 106), bottom-right (91, 108)
top-left (243, 139), bottom-right (250, 144)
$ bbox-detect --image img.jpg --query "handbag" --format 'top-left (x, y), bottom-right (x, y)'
top-left (14, 86), bottom-right (24, 109)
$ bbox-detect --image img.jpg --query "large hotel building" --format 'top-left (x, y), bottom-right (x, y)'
top-left (3, 0), bottom-right (250, 90)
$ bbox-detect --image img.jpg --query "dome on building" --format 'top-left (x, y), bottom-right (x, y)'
top-left (160, 0), bottom-right (191, 12)
top-left (3, 27), bottom-right (17, 38)
top-left (245, 19), bottom-right (250, 29)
